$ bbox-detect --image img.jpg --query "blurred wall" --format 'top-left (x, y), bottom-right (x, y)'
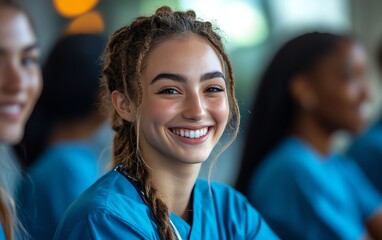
top-left (351, 0), bottom-right (382, 120)
top-left (15, 0), bottom-right (382, 185)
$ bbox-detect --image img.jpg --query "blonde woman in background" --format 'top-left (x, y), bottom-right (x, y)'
top-left (0, 1), bottom-right (41, 239)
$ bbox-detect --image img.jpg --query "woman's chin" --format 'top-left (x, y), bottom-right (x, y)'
top-left (176, 154), bottom-right (210, 165)
top-left (0, 125), bottom-right (23, 144)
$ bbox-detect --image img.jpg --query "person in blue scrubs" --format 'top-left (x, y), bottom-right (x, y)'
top-left (348, 119), bottom-right (382, 193)
top-left (235, 32), bottom-right (382, 239)
top-left (0, 2), bottom-right (42, 239)
top-left (347, 42), bottom-right (382, 193)
top-left (17, 34), bottom-right (111, 240)
top-left (55, 6), bottom-right (278, 240)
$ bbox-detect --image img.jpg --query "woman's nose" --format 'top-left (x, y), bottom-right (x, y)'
top-left (182, 92), bottom-right (207, 121)
top-left (2, 62), bottom-right (26, 94)
top-left (359, 77), bottom-right (371, 102)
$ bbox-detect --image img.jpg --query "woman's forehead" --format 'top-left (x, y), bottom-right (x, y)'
top-left (0, 9), bottom-right (36, 53)
top-left (142, 34), bottom-right (224, 81)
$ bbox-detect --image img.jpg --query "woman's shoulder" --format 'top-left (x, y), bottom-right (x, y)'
top-left (249, 137), bottom-right (332, 203)
top-left (196, 179), bottom-right (252, 203)
top-left (29, 142), bottom-right (98, 179)
top-left (260, 137), bottom-right (325, 175)
top-left (55, 170), bottom-right (155, 239)
top-left (349, 123), bottom-right (382, 155)
top-left (194, 179), bottom-right (279, 239)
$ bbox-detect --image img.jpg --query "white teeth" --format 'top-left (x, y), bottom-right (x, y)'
top-left (195, 130), bottom-right (200, 138)
top-left (172, 127), bottom-right (209, 139)
top-left (0, 104), bottom-right (21, 114)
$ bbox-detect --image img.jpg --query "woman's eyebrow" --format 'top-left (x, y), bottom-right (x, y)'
top-left (151, 73), bottom-right (186, 84)
top-left (0, 42), bottom-right (39, 56)
top-left (201, 71), bottom-right (225, 82)
top-left (23, 42), bottom-right (39, 53)
top-left (151, 71), bottom-right (225, 84)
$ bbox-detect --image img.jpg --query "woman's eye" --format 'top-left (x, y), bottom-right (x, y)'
top-left (205, 86), bottom-right (225, 93)
top-left (158, 88), bottom-right (180, 95)
top-left (21, 56), bottom-right (39, 67)
top-left (340, 70), bottom-right (356, 83)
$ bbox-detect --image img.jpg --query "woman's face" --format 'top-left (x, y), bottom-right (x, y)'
top-left (307, 40), bottom-right (369, 134)
top-left (0, 7), bottom-right (41, 143)
top-left (138, 34), bottom-right (229, 165)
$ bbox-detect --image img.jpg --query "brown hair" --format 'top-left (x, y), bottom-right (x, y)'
top-left (101, 6), bottom-right (240, 239)
top-left (0, 1), bottom-right (35, 239)
top-left (0, 188), bottom-right (15, 240)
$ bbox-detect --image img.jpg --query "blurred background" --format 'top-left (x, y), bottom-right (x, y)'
top-left (14, 0), bottom-right (382, 185)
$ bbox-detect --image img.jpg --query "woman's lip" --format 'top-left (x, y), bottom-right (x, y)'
top-left (169, 125), bottom-right (212, 130)
top-left (0, 103), bottom-right (23, 122)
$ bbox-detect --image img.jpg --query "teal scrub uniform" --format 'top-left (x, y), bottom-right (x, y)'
top-left (0, 225), bottom-right (4, 240)
top-left (248, 136), bottom-right (382, 240)
top-left (18, 141), bottom-right (101, 240)
top-left (348, 118), bottom-right (382, 192)
top-left (55, 165), bottom-right (279, 239)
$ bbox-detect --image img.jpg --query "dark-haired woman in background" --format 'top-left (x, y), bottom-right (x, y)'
top-left (236, 32), bottom-right (382, 240)
top-left (17, 34), bottom-right (108, 240)
top-left (347, 40), bottom-right (382, 194)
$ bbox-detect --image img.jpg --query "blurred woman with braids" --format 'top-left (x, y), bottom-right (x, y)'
top-left (0, 1), bottom-right (42, 239)
top-left (55, 6), bottom-right (278, 240)
top-left (236, 32), bottom-right (382, 239)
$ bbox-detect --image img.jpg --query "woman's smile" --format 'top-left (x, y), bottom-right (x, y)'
top-left (169, 126), bottom-right (211, 144)
top-left (0, 103), bottom-right (23, 121)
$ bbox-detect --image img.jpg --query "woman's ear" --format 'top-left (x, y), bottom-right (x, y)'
top-left (111, 90), bottom-right (135, 122)
top-left (290, 74), bottom-right (318, 112)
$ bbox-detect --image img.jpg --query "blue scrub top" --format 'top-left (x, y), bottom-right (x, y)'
top-left (248, 136), bottom-right (382, 240)
top-left (54, 166), bottom-right (279, 239)
top-left (348, 118), bottom-right (382, 192)
top-left (0, 224), bottom-right (5, 240)
top-left (18, 141), bottom-right (101, 240)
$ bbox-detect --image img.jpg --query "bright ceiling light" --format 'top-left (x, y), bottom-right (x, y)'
top-left (65, 11), bottom-right (104, 34)
top-left (53, 0), bottom-right (99, 18)
top-left (181, 0), bottom-right (268, 48)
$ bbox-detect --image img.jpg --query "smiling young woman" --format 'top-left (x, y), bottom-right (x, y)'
top-left (0, 3), bottom-right (40, 145)
top-left (54, 6), bottom-right (278, 240)
top-left (0, 1), bottom-right (41, 239)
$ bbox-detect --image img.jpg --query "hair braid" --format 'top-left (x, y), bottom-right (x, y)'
top-left (101, 6), bottom-right (239, 240)
top-left (0, 188), bottom-right (13, 240)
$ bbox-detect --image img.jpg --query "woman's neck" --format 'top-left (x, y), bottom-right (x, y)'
top-left (291, 112), bottom-right (333, 156)
top-left (145, 156), bottom-right (201, 224)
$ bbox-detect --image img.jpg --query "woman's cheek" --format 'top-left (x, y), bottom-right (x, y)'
top-left (209, 96), bottom-right (230, 125)
top-left (145, 99), bottom-right (179, 121)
